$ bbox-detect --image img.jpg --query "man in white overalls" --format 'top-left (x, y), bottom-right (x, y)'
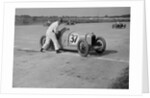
top-left (40, 19), bottom-right (62, 53)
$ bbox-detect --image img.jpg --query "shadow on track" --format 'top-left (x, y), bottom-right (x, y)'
top-left (89, 50), bottom-right (118, 57)
top-left (15, 47), bottom-right (117, 57)
top-left (61, 49), bottom-right (118, 57)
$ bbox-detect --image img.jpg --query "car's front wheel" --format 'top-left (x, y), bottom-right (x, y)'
top-left (77, 40), bottom-right (89, 57)
top-left (95, 37), bottom-right (106, 54)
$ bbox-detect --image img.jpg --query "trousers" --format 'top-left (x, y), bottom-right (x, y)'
top-left (42, 31), bottom-right (60, 51)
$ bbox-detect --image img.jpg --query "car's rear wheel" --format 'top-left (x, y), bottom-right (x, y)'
top-left (77, 40), bottom-right (89, 57)
top-left (95, 37), bottom-right (106, 54)
top-left (40, 35), bottom-right (54, 51)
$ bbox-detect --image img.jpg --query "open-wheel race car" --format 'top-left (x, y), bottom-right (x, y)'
top-left (40, 27), bottom-right (106, 57)
top-left (66, 21), bottom-right (76, 25)
top-left (112, 22), bottom-right (126, 29)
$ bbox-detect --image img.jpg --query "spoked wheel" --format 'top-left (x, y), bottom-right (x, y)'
top-left (40, 35), bottom-right (54, 51)
top-left (77, 40), bottom-right (89, 57)
top-left (95, 37), bottom-right (106, 54)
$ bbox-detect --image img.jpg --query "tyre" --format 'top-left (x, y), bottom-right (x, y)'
top-left (120, 24), bottom-right (123, 28)
top-left (95, 37), bottom-right (106, 54)
top-left (77, 40), bottom-right (89, 57)
top-left (40, 35), bottom-right (54, 50)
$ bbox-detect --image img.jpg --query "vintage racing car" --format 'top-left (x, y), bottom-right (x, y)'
top-left (40, 27), bottom-right (106, 57)
top-left (112, 22), bottom-right (126, 29)
top-left (66, 20), bottom-right (76, 25)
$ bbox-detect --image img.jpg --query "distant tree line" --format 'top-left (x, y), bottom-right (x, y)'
top-left (15, 14), bottom-right (130, 25)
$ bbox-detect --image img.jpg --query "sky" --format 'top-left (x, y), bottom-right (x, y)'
top-left (16, 7), bottom-right (130, 17)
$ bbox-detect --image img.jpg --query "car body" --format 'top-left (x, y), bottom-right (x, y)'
top-left (40, 27), bottom-right (106, 57)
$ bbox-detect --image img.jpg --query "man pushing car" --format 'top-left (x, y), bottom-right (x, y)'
top-left (40, 18), bottom-right (63, 53)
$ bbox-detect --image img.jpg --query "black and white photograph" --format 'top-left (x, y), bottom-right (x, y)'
top-left (12, 7), bottom-right (130, 89)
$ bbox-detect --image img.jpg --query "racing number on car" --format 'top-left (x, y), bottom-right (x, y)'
top-left (70, 35), bottom-right (78, 43)
top-left (69, 33), bottom-right (79, 45)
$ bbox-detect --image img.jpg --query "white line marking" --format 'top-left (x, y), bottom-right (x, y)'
top-left (14, 46), bottom-right (129, 63)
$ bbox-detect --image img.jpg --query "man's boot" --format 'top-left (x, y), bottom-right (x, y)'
top-left (40, 48), bottom-right (44, 52)
top-left (56, 49), bottom-right (61, 54)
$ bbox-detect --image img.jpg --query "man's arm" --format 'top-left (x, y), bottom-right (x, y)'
top-left (53, 22), bottom-right (59, 34)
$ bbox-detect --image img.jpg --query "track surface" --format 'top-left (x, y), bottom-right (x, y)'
top-left (13, 22), bottom-right (129, 88)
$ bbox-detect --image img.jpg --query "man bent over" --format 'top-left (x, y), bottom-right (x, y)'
top-left (40, 18), bottom-right (63, 53)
